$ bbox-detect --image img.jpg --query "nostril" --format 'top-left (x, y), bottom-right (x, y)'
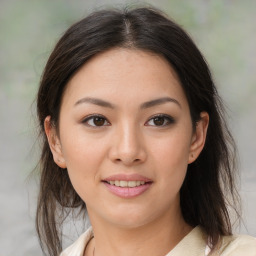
top-left (114, 157), bottom-right (142, 165)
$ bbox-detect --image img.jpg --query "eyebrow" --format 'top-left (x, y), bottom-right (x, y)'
top-left (140, 97), bottom-right (181, 109)
top-left (74, 97), bottom-right (115, 108)
top-left (74, 96), bottom-right (181, 109)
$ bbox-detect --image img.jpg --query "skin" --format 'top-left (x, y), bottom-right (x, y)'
top-left (45, 48), bottom-right (209, 256)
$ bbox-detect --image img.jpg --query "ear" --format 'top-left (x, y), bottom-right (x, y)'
top-left (44, 116), bottom-right (67, 169)
top-left (188, 112), bottom-right (209, 164)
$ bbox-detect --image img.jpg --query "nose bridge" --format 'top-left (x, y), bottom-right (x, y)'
top-left (110, 119), bottom-right (146, 165)
top-left (120, 122), bottom-right (139, 152)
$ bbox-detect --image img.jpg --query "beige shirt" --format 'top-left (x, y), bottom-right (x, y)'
top-left (60, 226), bottom-right (256, 256)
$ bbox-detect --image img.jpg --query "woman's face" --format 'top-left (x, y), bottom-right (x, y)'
top-left (46, 48), bottom-right (208, 228)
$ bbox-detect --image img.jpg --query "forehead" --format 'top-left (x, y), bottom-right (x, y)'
top-left (62, 48), bottom-right (187, 108)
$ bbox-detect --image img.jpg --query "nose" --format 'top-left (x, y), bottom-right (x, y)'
top-left (108, 123), bottom-right (147, 166)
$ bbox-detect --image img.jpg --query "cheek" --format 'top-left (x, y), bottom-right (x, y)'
top-left (149, 130), bottom-right (192, 190)
top-left (151, 129), bottom-right (192, 167)
top-left (59, 131), bottom-right (107, 193)
top-left (60, 127), bottom-right (105, 167)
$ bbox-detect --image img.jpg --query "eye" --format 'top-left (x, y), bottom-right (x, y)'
top-left (82, 115), bottom-right (110, 127)
top-left (145, 114), bottom-right (175, 127)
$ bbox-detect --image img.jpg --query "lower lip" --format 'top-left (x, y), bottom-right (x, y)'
top-left (103, 182), bottom-right (152, 198)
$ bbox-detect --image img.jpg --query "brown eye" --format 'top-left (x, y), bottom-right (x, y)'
top-left (93, 117), bottom-right (105, 126)
top-left (153, 116), bottom-right (165, 126)
top-left (83, 115), bottom-right (110, 127)
top-left (146, 114), bottom-right (175, 127)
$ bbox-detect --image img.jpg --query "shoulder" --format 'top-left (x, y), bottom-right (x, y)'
top-left (60, 227), bottom-right (93, 256)
top-left (218, 233), bottom-right (256, 256)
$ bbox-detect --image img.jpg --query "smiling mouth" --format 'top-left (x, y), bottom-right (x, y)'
top-left (104, 180), bottom-right (151, 188)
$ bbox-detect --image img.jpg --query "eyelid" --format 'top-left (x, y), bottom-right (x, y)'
top-left (81, 113), bottom-right (174, 127)
top-left (81, 114), bottom-right (111, 127)
top-left (145, 114), bottom-right (175, 126)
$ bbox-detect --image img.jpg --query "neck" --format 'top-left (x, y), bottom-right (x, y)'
top-left (87, 209), bottom-right (192, 256)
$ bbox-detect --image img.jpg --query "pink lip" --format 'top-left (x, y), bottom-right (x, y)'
top-left (103, 174), bottom-right (152, 182)
top-left (103, 182), bottom-right (152, 198)
top-left (102, 173), bottom-right (153, 198)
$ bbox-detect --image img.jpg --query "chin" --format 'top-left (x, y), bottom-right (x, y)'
top-left (103, 207), bottom-right (158, 229)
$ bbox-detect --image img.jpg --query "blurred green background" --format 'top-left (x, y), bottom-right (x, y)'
top-left (0, 0), bottom-right (255, 255)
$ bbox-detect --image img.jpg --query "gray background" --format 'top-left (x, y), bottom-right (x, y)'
top-left (0, 0), bottom-right (255, 255)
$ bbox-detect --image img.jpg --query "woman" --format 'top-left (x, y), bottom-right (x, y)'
top-left (36, 6), bottom-right (256, 256)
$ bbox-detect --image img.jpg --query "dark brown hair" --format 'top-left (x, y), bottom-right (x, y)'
top-left (36, 6), bottom-right (239, 256)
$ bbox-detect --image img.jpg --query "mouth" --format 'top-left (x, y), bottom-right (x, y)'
top-left (103, 180), bottom-right (151, 188)
top-left (102, 174), bottom-right (153, 198)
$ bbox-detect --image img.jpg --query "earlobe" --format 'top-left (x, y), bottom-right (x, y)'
top-left (188, 112), bottom-right (209, 164)
top-left (44, 116), bottom-right (67, 169)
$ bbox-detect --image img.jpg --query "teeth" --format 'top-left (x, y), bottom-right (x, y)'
top-left (128, 181), bottom-right (136, 187)
top-left (107, 180), bottom-right (147, 187)
top-left (119, 181), bottom-right (127, 187)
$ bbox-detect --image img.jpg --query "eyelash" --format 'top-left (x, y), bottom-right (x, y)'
top-left (81, 114), bottom-right (175, 127)
top-left (82, 114), bottom-right (110, 127)
top-left (145, 114), bottom-right (175, 127)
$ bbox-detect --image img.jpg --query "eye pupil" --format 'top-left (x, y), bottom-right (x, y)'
top-left (153, 117), bottom-right (165, 126)
top-left (93, 117), bottom-right (105, 126)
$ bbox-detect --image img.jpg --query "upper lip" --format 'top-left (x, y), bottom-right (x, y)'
top-left (103, 174), bottom-right (152, 182)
